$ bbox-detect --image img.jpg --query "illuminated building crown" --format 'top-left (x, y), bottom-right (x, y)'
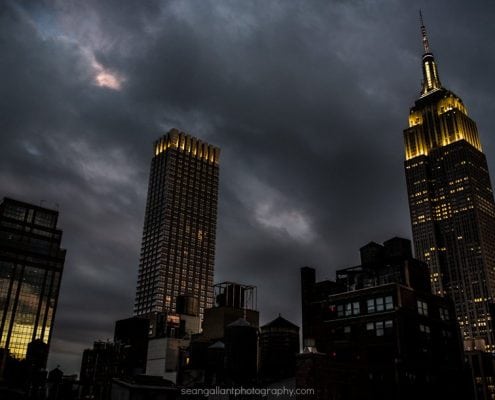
top-left (403, 12), bottom-right (481, 160)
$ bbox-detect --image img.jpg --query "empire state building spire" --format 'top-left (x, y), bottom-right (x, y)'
top-left (419, 10), bottom-right (430, 53)
top-left (419, 11), bottom-right (442, 96)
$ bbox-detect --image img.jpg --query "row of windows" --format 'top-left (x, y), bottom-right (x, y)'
top-left (343, 320), bottom-right (450, 339)
top-left (367, 296), bottom-right (394, 313)
top-left (336, 297), bottom-right (451, 320)
top-left (366, 320), bottom-right (393, 336)
top-left (336, 296), bottom-right (395, 317)
top-left (2, 206), bottom-right (57, 229)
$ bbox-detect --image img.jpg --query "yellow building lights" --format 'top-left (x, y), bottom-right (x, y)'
top-left (154, 128), bottom-right (220, 164)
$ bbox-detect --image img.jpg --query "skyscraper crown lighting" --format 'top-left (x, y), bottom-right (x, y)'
top-left (404, 14), bottom-right (481, 160)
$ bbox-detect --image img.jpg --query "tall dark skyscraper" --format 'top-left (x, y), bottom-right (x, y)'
top-left (134, 128), bottom-right (220, 322)
top-left (0, 198), bottom-right (66, 361)
top-left (404, 15), bottom-right (495, 351)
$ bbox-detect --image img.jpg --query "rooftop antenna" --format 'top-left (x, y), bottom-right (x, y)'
top-left (419, 10), bottom-right (430, 53)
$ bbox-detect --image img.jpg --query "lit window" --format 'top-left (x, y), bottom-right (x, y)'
top-left (376, 321), bottom-right (384, 337)
top-left (385, 296), bottom-right (394, 310)
top-left (367, 296), bottom-right (393, 313)
top-left (417, 300), bottom-right (429, 316)
top-left (366, 320), bottom-right (393, 337)
top-left (340, 302), bottom-right (360, 317)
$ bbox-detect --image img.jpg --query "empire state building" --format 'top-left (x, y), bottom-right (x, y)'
top-left (404, 15), bottom-right (495, 352)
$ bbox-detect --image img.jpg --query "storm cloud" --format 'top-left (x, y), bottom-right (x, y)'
top-left (1, 0), bottom-right (495, 374)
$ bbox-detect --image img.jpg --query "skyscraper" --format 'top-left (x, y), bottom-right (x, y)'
top-left (134, 128), bottom-right (220, 322)
top-left (0, 198), bottom-right (66, 361)
top-left (404, 15), bottom-right (495, 351)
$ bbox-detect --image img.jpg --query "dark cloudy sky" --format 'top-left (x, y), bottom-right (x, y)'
top-left (2, 0), bottom-right (495, 374)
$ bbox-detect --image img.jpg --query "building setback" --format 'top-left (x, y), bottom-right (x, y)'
top-left (299, 237), bottom-right (471, 400)
top-left (0, 198), bottom-right (66, 363)
top-left (403, 15), bottom-right (495, 353)
top-left (134, 128), bottom-right (220, 322)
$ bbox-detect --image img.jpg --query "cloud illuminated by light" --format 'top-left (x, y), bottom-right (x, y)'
top-left (235, 173), bottom-right (316, 243)
top-left (92, 60), bottom-right (124, 90)
top-left (255, 202), bottom-right (314, 242)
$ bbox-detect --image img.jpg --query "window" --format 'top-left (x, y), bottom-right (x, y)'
top-left (339, 302), bottom-right (360, 317)
top-left (344, 326), bottom-right (351, 334)
top-left (366, 320), bottom-right (393, 337)
top-left (367, 296), bottom-right (394, 313)
top-left (367, 299), bottom-right (375, 313)
top-left (385, 296), bottom-right (394, 310)
top-left (417, 300), bottom-right (429, 316)
top-left (376, 298), bottom-right (384, 312)
top-left (376, 321), bottom-right (384, 336)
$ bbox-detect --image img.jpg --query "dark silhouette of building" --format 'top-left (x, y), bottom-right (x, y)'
top-left (79, 341), bottom-right (118, 400)
top-left (224, 318), bottom-right (258, 385)
top-left (46, 366), bottom-right (63, 400)
top-left (113, 316), bottom-right (149, 377)
top-left (205, 340), bottom-right (225, 385)
top-left (296, 348), bottom-right (366, 400)
top-left (259, 315), bottom-right (299, 382)
top-left (0, 198), bottom-right (66, 378)
top-left (201, 282), bottom-right (259, 340)
top-left (80, 311), bottom-right (198, 398)
top-left (466, 351), bottom-right (495, 400)
top-left (179, 282), bottom-right (259, 386)
top-left (133, 129), bottom-right (220, 322)
top-left (46, 367), bottom-right (79, 400)
top-left (25, 339), bottom-right (49, 399)
top-left (403, 14), bottom-right (495, 355)
top-left (300, 237), bottom-right (472, 400)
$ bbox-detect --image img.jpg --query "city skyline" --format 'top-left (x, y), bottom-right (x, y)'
top-left (1, 1), bottom-right (495, 374)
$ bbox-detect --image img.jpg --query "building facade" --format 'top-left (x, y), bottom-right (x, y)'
top-left (0, 198), bottom-right (66, 362)
top-left (404, 16), bottom-right (495, 351)
top-left (300, 238), bottom-right (471, 400)
top-left (134, 128), bottom-right (220, 321)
